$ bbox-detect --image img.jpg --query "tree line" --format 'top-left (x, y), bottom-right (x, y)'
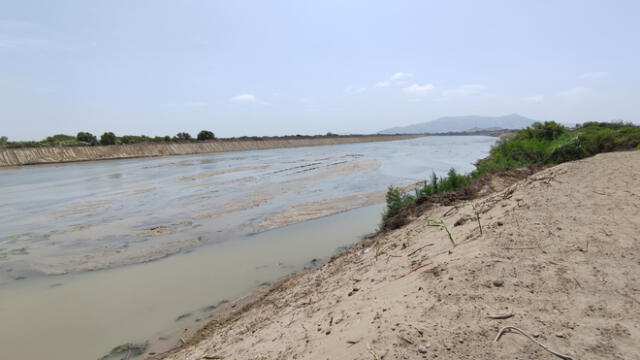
top-left (0, 131), bottom-right (353, 149)
top-left (0, 131), bottom-right (216, 148)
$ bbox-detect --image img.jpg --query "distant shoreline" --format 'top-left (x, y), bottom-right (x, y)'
top-left (0, 134), bottom-right (420, 167)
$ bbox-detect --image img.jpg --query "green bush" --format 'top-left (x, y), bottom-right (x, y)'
top-left (76, 132), bottom-right (97, 145)
top-left (174, 132), bottom-right (192, 141)
top-left (197, 130), bottom-right (215, 141)
top-left (382, 186), bottom-right (414, 221)
top-left (100, 132), bottom-right (117, 145)
top-left (517, 121), bottom-right (566, 141)
top-left (44, 134), bottom-right (75, 145)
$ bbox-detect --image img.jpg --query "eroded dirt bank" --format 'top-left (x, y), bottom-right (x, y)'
top-left (0, 135), bottom-right (416, 167)
top-left (159, 151), bottom-right (640, 360)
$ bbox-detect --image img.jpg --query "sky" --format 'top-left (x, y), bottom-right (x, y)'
top-left (1, 0), bottom-right (639, 140)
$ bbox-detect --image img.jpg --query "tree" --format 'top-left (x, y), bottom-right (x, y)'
top-left (100, 132), bottom-right (117, 145)
top-left (45, 134), bottom-right (75, 144)
top-left (174, 132), bottom-right (192, 141)
top-left (0, 136), bottom-right (7, 144)
top-left (76, 132), bottom-right (97, 145)
top-left (197, 130), bottom-right (215, 141)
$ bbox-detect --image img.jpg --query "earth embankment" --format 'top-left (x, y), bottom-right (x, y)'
top-left (0, 135), bottom-right (416, 167)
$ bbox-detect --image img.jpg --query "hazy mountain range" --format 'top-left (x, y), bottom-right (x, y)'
top-left (378, 114), bottom-right (537, 134)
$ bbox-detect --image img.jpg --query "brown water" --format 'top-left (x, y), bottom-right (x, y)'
top-left (0, 204), bottom-right (383, 360)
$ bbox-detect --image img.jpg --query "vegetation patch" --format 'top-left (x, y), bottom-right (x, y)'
top-left (381, 121), bottom-right (640, 230)
top-left (0, 131), bottom-right (379, 149)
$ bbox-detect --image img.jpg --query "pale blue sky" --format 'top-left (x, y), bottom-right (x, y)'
top-left (1, 0), bottom-right (639, 140)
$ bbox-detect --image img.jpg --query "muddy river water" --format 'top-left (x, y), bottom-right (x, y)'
top-left (0, 136), bottom-right (495, 359)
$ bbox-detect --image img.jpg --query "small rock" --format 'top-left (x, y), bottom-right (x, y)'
top-left (532, 332), bottom-right (541, 338)
top-left (418, 346), bottom-right (428, 354)
top-left (493, 280), bottom-right (504, 287)
top-left (555, 332), bottom-right (565, 338)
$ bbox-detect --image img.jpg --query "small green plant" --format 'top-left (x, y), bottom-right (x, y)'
top-left (427, 219), bottom-right (456, 247)
top-left (382, 186), bottom-right (414, 221)
top-left (373, 241), bottom-right (383, 260)
top-left (471, 203), bottom-right (483, 235)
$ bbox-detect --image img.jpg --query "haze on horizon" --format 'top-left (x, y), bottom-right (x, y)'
top-left (1, 0), bottom-right (639, 141)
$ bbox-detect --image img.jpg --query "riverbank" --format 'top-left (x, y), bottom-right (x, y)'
top-left (158, 150), bottom-right (640, 360)
top-left (0, 134), bottom-right (417, 167)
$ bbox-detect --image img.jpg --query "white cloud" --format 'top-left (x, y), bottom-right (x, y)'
top-left (442, 84), bottom-right (486, 97)
top-left (374, 71), bottom-right (412, 87)
top-left (344, 85), bottom-right (366, 95)
top-left (525, 95), bottom-right (544, 103)
top-left (390, 72), bottom-right (412, 81)
top-left (230, 94), bottom-right (257, 102)
top-left (579, 71), bottom-right (608, 80)
top-left (557, 87), bottom-right (589, 97)
top-left (403, 83), bottom-right (435, 95)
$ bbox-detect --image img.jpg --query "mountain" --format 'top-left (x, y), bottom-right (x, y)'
top-left (378, 114), bottom-right (537, 134)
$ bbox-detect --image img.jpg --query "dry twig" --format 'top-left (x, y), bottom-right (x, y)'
top-left (495, 326), bottom-right (575, 360)
top-left (407, 244), bottom-right (432, 257)
top-left (487, 313), bottom-right (514, 320)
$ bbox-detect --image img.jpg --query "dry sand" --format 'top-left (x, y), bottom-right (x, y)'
top-left (158, 151), bottom-right (640, 360)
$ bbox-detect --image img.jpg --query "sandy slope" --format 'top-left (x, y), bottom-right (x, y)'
top-left (160, 151), bottom-right (640, 360)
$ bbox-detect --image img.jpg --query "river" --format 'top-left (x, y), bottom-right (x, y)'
top-left (0, 136), bottom-right (495, 359)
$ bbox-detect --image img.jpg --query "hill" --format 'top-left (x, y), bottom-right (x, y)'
top-left (379, 114), bottom-right (536, 134)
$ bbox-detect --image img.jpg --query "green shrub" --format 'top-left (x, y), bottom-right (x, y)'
top-left (548, 135), bottom-right (592, 163)
top-left (518, 121), bottom-right (566, 141)
top-left (382, 186), bottom-right (414, 221)
top-left (100, 132), bottom-right (117, 145)
top-left (197, 130), bottom-right (215, 141)
top-left (76, 132), bottom-right (97, 145)
top-left (174, 132), bottom-right (192, 141)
